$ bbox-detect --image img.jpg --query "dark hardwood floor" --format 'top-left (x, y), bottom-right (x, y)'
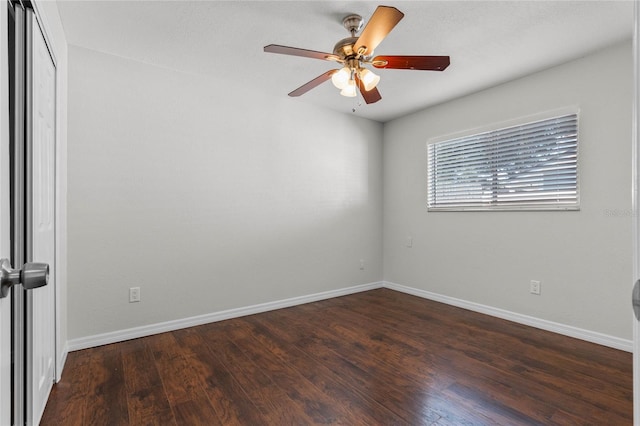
top-left (41, 289), bottom-right (632, 425)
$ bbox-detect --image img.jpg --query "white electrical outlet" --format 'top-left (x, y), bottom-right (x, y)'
top-left (359, 259), bottom-right (365, 270)
top-left (129, 287), bottom-right (141, 303)
top-left (530, 280), bottom-right (541, 295)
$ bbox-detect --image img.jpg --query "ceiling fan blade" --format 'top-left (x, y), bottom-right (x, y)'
top-left (355, 75), bottom-right (382, 104)
top-left (354, 6), bottom-right (404, 56)
top-left (288, 70), bottom-right (337, 97)
top-left (372, 55), bottom-right (450, 71)
top-left (264, 44), bottom-right (341, 62)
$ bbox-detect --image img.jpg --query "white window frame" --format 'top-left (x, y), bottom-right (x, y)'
top-left (427, 108), bottom-right (580, 212)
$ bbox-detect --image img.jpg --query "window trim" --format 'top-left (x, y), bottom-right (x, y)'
top-left (426, 107), bottom-right (580, 212)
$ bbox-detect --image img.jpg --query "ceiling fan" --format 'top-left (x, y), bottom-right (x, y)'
top-left (264, 5), bottom-right (450, 104)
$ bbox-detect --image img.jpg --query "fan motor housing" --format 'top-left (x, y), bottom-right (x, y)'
top-left (333, 37), bottom-right (359, 59)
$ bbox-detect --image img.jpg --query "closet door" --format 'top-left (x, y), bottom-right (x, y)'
top-left (2, 3), bottom-right (56, 424)
top-left (26, 7), bottom-right (56, 425)
top-left (0, 1), bottom-right (13, 424)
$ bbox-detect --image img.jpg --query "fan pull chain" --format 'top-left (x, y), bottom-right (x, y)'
top-left (352, 99), bottom-right (363, 113)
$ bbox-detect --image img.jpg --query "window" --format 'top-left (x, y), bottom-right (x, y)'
top-left (427, 113), bottom-right (579, 211)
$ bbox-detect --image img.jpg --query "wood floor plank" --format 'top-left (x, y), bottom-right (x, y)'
top-left (172, 327), bottom-right (269, 425)
top-left (238, 316), bottom-right (407, 425)
top-left (272, 293), bottom-right (632, 424)
top-left (172, 397), bottom-right (221, 425)
top-left (145, 332), bottom-right (203, 407)
top-left (41, 289), bottom-right (633, 425)
top-left (368, 289), bottom-right (631, 375)
top-left (82, 345), bottom-right (129, 426)
top-left (222, 318), bottom-right (408, 425)
top-left (261, 304), bottom-right (488, 425)
top-left (120, 339), bottom-right (177, 426)
top-left (216, 320), bottom-right (352, 424)
top-left (200, 323), bottom-right (320, 424)
top-left (316, 291), bottom-right (632, 423)
top-left (327, 290), bottom-right (633, 421)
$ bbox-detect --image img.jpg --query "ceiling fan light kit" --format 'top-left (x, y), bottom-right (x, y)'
top-left (331, 66), bottom-right (351, 89)
top-left (359, 68), bottom-right (381, 92)
top-left (340, 79), bottom-right (358, 97)
top-left (264, 5), bottom-right (450, 105)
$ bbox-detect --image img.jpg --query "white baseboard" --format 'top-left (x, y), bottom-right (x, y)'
top-left (383, 281), bottom-right (633, 352)
top-left (67, 280), bottom-right (632, 353)
top-left (67, 281), bottom-right (384, 352)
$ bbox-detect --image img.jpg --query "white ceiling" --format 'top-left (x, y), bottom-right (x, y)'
top-left (56, 0), bottom-right (634, 122)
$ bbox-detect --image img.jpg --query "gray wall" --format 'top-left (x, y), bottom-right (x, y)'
top-left (67, 41), bottom-right (633, 344)
top-left (383, 41), bottom-right (633, 339)
top-left (67, 45), bottom-right (383, 339)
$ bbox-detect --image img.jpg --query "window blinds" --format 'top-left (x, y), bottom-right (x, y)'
top-left (427, 113), bottom-right (579, 211)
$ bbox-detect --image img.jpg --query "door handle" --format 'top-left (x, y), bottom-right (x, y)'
top-left (633, 279), bottom-right (640, 321)
top-left (0, 258), bottom-right (48, 298)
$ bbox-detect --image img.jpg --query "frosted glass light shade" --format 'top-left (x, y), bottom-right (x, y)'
top-left (340, 79), bottom-right (357, 97)
top-left (359, 69), bottom-right (380, 91)
top-left (331, 67), bottom-right (351, 89)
